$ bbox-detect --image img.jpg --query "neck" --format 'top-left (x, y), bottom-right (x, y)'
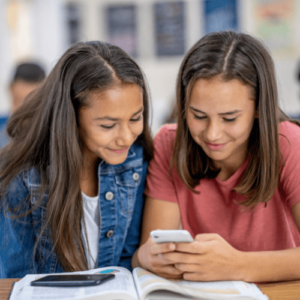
top-left (214, 150), bottom-right (248, 182)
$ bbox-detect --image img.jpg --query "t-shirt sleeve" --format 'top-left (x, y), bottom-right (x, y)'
top-left (279, 122), bottom-right (300, 208)
top-left (144, 125), bottom-right (178, 203)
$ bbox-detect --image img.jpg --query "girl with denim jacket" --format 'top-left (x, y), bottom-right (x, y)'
top-left (0, 41), bottom-right (153, 278)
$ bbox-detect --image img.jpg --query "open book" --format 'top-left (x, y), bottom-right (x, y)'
top-left (9, 266), bottom-right (268, 300)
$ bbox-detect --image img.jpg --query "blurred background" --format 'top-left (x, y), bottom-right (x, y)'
top-left (1, 0), bottom-right (300, 133)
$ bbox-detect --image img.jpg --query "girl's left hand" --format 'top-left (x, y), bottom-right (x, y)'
top-left (160, 233), bottom-right (246, 281)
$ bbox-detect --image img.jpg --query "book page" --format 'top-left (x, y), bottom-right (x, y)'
top-left (10, 267), bottom-right (138, 300)
top-left (132, 268), bottom-right (268, 300)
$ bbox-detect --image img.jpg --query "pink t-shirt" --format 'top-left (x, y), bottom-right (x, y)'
top-left (145, 121), bottom-right (300, 252)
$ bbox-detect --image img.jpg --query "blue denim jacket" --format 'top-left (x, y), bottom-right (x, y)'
top-left (0, 142), bottom-right (147, 278)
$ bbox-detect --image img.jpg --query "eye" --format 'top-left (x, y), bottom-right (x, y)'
top-left (194, 115), bottom-right (206, 120)
top-left (100, 124), bottom-right (115, 129)
top-left (223, 118), bottom-right (236, 122)
top-left (131, 115), bottom-right (143, 122)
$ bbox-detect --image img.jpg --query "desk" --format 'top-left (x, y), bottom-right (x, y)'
top-left (1, 278), bottom-right (300, 300)
top-left (0, 279), bottom-right (18, 300)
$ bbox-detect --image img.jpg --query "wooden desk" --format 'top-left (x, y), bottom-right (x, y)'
top-left (258, 280), bottom-right (300, 300)
top-left (1, 278), bottom-right (300, 300)
top-left (0, 279), bottom-right (18, 300)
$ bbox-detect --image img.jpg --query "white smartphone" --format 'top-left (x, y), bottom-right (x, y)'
top-left (150, 229), bottom-right (194, 243)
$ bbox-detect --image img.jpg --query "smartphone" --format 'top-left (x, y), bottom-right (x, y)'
top-left (150, 229), bottom-right (194, 243)
top-left (30, 274), bottom-right (115, 287)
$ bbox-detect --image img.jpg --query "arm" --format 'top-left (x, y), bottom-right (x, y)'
top-left (132, 196), bottom-right (183, 278)
top-left (131, 125), bottom-right (186, 277)
top-left (292, 201), bottom-right (300, 232)
top-left (240, 201), bottom-right (300, 282)
top-left (0, 173), bottom-right (37, 278)
top-left (159, 202), bottom-right (300, 282)
top-left (139, 197), bottom-right (181, 246)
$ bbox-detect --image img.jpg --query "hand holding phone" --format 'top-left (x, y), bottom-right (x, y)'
top-left (150, 229), bottom-right (194, 243)
top-left (30, 274), bottom-right (115, 287)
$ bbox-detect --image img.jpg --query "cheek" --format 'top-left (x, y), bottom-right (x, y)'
top-left (82, 128), bottom-right (111, 149)
top-left (226, 119), bottom-right (254, 142)
top-left (187, 117), bottom-right (204, 140)
top-left (133, 121), bottom-right (144, 137)
top-left (226, 125), bottom-right (243, 137)
top-left (95, 130), bottom-right (117, 146)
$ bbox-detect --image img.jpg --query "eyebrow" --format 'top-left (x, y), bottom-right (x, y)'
top-left (94, 107), bottom-right (144, 121)
top-left (189, 106), bottom-right (242, 116)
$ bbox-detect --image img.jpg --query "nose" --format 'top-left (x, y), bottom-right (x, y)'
top-left (205, 120), bottom-right (222, 142)
top-left (116, 124), bottom-right (134, 147)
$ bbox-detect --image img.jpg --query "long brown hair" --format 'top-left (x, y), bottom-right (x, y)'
top-left (0, 41), bottom-right (153, 271)
top-left (173, 31), bottom-right (294, 208)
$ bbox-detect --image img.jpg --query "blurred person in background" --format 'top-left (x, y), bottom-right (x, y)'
top-left (0, 62), bottom-right (46, 149)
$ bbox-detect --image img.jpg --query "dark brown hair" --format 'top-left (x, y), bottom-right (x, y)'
top-left (0, 41), bottom-right (153, 271)
top-left (173, 31), bottom-right (294, 208)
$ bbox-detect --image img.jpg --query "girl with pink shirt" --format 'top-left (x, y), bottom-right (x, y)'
top-left (132, 31), bottom-right (300, 282)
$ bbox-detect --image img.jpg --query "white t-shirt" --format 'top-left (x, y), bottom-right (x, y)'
top-left (81, 192), bottom-right (100, 270)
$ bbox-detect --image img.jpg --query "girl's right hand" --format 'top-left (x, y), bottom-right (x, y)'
top-left (137, 236), bottom-right (184, 279)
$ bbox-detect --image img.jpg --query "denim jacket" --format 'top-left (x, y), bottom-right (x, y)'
top-left (0, 142), bottom-right (148, 278)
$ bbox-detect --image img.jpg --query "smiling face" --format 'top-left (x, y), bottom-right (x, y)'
top-left (187, 76), bottom-right (257, 173)
top-left (78, 83), bottom-right (144, 166)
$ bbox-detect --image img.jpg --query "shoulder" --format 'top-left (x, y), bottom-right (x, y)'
top-left (4, 167), bottom-right (41, 194)
top-left (155, 123), bottom-right (177, 140)
top-left (154, 123), bottom-right (177, 152)
top-left (278, 121), bottom-right (300, 179)
top-left (147, 124), bottom-right (177, 171)
top-left (279, 121), bottom-right (300, 153)
top-left (2, 170), bottom-right (30, 208)
top-left (278, 121), bottom-right (300, 206)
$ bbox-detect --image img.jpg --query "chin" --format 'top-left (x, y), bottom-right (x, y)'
top-left (104, 156), bottom-right (127, 165)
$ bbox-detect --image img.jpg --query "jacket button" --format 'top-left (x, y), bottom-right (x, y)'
top-left (133, 172), bottom-right (139, 181)
top-left (105, 191), bottom-right (114, 201)
top-left (106, 230), bottom-right (114, 238)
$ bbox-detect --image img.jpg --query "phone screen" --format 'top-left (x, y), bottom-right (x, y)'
top-left (31, 274), bottom-right (115, 287)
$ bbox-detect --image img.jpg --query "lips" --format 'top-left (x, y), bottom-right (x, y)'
top-left (205, 141), bottom-right (227, 150)
top-left (109, 147), bottom-right (129, 154)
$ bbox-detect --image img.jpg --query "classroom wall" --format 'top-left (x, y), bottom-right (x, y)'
top-left (0, 0), bottom-right (66, 115)
top-left (1, 0), bottom-right (300, 132)
top-left (0, 0), bottom-right (11, 115)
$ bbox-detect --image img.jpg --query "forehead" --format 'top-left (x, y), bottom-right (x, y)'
top-left (83, 84), bottom-right (143, 116)
top-left (189, 77), bottom-right (253, 111)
